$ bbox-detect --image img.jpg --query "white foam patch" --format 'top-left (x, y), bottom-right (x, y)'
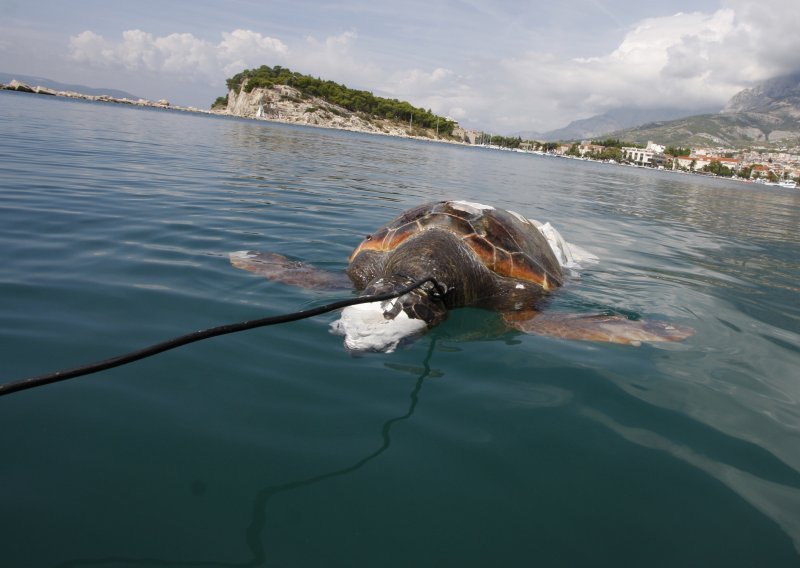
top-left (449, 200), bottom-right (494, 215)
top-left (330, 299), bottom-right (427, 352)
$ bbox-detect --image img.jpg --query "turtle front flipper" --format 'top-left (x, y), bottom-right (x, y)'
top-left (229, 251), bottom-right (352, 290)
top-left (503, 311), bottom-right (694, 346)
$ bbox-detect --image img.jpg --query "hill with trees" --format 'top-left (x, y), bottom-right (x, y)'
top-left (216, 65), bottom-right (456, 137)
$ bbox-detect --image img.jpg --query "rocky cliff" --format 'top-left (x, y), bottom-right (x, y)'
top-left (220, 83), bottom-right (472, 141)
top-left (723, 72), bottom-right (800, 116)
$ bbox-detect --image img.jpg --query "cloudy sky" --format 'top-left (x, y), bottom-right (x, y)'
top-left (2, 0), bottom-right (799, 133)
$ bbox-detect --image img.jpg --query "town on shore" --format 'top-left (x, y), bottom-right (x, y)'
top-left (506, 139), bottom-right (799, 189)
top-left (3, 77), bottom-right (798, 189)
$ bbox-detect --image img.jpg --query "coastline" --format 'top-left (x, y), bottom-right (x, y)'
top-left (3, 78), bottom-right (795, 190)
top-left (1, 78), bottom-right (214, 115)
top-left (0, 78), bottom-right (472, 146)
top-left (526, 151), bottom-right (796, 188)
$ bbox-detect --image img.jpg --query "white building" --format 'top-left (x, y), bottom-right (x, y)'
top-left (621, 146), bottom-right (656, 165)
top-left (645, 141), bottom-right (665, 153)
top-left (622, 141), bottom-right (666, 166)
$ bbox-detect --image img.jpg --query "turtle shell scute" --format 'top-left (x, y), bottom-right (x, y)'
top-left (462, 234), bottom-right (496, 266)
top-left (477, 212), bottom-right (524, 253)
top-left (417, 210), bottom-right (475, 236)
top-left (509, 252), bottom-right (549, 288)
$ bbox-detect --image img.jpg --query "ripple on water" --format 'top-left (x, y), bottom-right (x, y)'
top-left (2, 92), bottom-right (800, 566)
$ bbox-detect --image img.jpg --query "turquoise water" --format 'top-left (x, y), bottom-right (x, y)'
top-left (2, 90), bottom-right (800, 566)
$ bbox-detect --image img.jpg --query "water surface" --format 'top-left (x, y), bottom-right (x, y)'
top-left (2, 91), bottom-right (800, 566)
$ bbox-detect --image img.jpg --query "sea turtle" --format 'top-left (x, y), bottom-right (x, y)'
top-left (230, 200), bottom-right (693, 351)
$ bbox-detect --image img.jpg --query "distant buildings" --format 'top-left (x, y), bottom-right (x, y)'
top-left (672, 155), bottom-right (740, 171)
top-left (542, 137), bottom-right (799, 183)
top-left (579, 142), bottom-right (605, 155)
top-left (621, 142), bottom-right (665, 166)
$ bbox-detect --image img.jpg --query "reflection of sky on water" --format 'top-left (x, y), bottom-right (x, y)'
top-left (505, 160), bottom-right (800, 552)
top-left (585, 408), bottom-right (800, 553)
top-left (5, 95), bottom-right (799, 564)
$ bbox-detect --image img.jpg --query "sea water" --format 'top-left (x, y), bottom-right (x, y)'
top-left (2, 90), bottom-right (800, 566)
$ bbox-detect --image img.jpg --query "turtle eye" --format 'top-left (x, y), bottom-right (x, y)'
top-left (365, 234), bottom-right (372, 240)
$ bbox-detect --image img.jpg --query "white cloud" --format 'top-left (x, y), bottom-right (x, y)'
top-left (471, 4), bottom-right (800, 131)
top-left (66, 28), bottom-right (376, 93)
top-left (218, 29), bottom-right (289, 75)
top-left (63, 1), bottom-right (800, 132)
top-left (68, 28), bottom-right (287, 81)
top-left (294, 31), bottom-right (382, 88)
top-left (386, 67), bottom-right (455, 92)
top-left (719, 0), bottom-right (800, 78)
top-left (68, 31), bottom-right (109, 63)
top-left (489, 10), bottom-right (743, 131)
top-left (380, 67), bottom-right (486, 124)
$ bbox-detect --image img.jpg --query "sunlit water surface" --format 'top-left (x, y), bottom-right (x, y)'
top-left (2, 91), bottom-right (800, 567)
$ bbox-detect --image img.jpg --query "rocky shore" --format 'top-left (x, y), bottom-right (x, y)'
top-left (1, 79), bottom-right (210, 114)
top-left (1, 77), bottom-right (477, 143)
top-left (220, 83), bottom-right (476, 143)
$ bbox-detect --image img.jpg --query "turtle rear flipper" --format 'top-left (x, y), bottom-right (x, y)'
top-left (503, 311), bottom-right (694, 346)
top-left (229, 251), bottom-right (352, 290)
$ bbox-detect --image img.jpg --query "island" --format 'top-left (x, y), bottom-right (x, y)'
top-left (213, 65), bottom-right (475, 143)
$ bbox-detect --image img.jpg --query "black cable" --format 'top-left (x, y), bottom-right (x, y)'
top-left (0, 276), bottom-right (444, 397)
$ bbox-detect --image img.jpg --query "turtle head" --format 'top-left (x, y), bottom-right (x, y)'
top-left (330, 275), bottom-right (447, 353)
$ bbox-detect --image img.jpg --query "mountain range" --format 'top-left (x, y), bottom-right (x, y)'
top-left (513, 72), bottom-right (800, 149)
top-left (602, 72), bottom-right (800, 148)
top-left (513, 107), bottom-right (716, 142)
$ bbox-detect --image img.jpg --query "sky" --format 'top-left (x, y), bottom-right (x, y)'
top-left (2, 0), bottom-right (799, 133)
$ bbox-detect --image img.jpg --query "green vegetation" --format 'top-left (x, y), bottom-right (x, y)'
top-left (586, 146), bottom-right (623, 161)
top-left (591, 138), bottom-right (623, 148)
top-left (223, 65), bottom-right (456, 136)
top-left (590, 138), bottom-right (643, 149)
top-left (483, 134), bottom-right (523, 148)
top-left (665, 145), bottom-right (691, 157)
top-left (211, 95), bottom-right (228, 109)
top-left (702, 160), bottom-right (734, 177)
